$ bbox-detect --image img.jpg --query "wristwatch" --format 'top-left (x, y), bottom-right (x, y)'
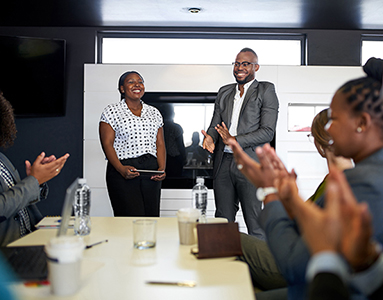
top-left (256, 187), bottom-right (278, 201)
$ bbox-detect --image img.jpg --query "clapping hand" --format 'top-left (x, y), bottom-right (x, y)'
top-left (291, 166), bottom-right (379, 271)
top-left (26, 152), bottom-right (70, 185)
top-left (201, 130), bottom-right (215, 153)
top-left (215, 122), bottom-right (235, 145)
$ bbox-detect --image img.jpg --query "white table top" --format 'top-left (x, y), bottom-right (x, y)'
top-left (10, 217), bottom-right (255, 300)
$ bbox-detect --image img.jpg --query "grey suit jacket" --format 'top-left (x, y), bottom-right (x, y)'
top-left (259, 147), bottom-right (383, 300)
top-left (0, 152), bottom-right (45, 246)
top-left (206, 79), bottom-right (279, 178)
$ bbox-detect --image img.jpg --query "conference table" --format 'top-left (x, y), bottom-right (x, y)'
top-left (9, 217), bottom-right (255, 300)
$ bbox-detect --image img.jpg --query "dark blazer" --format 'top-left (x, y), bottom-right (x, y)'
top-left (258, 147), bottom-right (383, 300)
top-left (206, 79), bottom-right (279, 178)
top-left (0, 152), bottom-right (45, 246)
top-left (309, 272), bottom-right (383, 300)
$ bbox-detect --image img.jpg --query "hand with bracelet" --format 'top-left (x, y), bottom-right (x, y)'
top-left (228, 139), bottom-right (296, 205)
top-left (228, 140), bottom-right (275, 185)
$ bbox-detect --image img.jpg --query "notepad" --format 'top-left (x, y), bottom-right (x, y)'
top-left (35, 216), bottom-right (75, 229)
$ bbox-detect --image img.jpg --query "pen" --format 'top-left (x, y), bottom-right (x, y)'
top-left (85, 239), bottom-right (108, 249)
top-left (146, 281), bottom-right (196, 287)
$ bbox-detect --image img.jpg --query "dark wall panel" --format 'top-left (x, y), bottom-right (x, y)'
top-left (0, 27), bottom-right (95, 216)
top-left (306, 30), bottom-right (362, 66)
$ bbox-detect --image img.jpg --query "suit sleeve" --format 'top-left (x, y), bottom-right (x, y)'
top-left (0, 176), bottom-right (41, 223)
top-left (259, 201), bottom-right (311, 285)
top-left (236, 82), bottom-right (279, 149)
top-left (206, 86), bottom-right (229, 143)
top-left (0, 154), bottom-right (43, 223)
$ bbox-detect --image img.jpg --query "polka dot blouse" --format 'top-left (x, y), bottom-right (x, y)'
top-left (100, 100), bottom-right (163, 160)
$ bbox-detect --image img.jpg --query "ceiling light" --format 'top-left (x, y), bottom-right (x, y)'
top-left (188, 7), bottom-right (201, 14)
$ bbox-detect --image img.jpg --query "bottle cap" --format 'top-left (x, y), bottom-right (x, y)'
top-left (196, 177), bottom-right (204, 184)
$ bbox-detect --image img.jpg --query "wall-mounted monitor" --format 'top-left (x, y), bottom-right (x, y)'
top-left (0, 35), bottom-right (66, 117)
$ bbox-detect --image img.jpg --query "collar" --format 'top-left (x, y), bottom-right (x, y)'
top-left (236, 78), bottom-right (255, 97)
top-left (236, 78), bottom-right (256, 94)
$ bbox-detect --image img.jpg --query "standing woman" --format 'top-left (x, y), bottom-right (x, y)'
top-left (99, 71), bottom-right (166, 217)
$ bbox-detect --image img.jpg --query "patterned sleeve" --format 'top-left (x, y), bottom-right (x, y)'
top-left (100, 104), bottom-right (116, 131)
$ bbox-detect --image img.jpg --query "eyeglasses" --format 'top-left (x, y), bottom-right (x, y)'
top-left (307, 133), bottom-right (314, 143)
top-left (232, 61), bottom-right (258, 68)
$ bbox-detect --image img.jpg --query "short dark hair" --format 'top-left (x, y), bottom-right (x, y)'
top-left (239, 48), bottom-right (258, 59)
top-left (118, 71), bottom-right (144, 100)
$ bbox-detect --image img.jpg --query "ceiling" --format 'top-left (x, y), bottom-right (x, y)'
top-left (1, 0), bottom-right (383, 30)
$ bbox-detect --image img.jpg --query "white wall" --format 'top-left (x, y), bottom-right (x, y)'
top-left (84, 64), bottom-right (364, 233)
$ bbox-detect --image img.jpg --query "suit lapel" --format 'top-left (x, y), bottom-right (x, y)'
top-left (225, 86), bottom-right (237, 127)
top-left (240, 80), bottom-right (259, 117)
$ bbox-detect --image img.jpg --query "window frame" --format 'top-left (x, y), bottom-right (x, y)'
top-left (361, 34), bottom-right (383, 64)
top-left (96, 30), bottom-right (306, 65)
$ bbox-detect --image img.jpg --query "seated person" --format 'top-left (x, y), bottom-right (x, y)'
top-left (228, 57), bottom-right (383, 299)
top-left (306, 108), bottom-right (353, 202)
top-left (0, 91), bottom-right (69, 246)
top-left (284, 165), bottom-right (383, 300)
top-left (233, 109), bottom-right (352, 297)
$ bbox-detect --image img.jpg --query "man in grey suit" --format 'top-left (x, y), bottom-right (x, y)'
top-left (202, 48), bottom-right (279, 238)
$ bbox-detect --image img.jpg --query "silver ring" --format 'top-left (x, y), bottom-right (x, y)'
top-left (237, 164), bottom-right (243, 170)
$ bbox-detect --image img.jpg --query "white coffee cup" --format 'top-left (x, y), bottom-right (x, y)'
top-left (44, 236), bottom-right (84, 296)
top-left (177, 208), bottom-right (200, 245)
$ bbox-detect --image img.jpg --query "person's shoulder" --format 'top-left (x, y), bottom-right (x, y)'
top-left (0, 152), bottom-right (11, 165)
top-left (218, 82), bottom-right (237, 92)
top-left (102, 101), bottom-right (121, 111)
top-left (257, 80), bottom-right (275, 88)
top-left (144, 102), bottom-right (160, 113)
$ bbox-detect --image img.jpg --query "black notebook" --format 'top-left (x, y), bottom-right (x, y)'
top-left (0, 245), bottom-right (47, 280)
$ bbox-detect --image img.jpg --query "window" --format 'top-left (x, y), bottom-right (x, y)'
top-left (98, 32), bottom-right (305, 65)
top-left (288, 104), bottom-right (328, 132)
top-left (361, 35), bottom-right (383, 65)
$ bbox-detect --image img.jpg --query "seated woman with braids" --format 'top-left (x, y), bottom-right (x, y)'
top-left (229, 57), bottom-right (383, 300)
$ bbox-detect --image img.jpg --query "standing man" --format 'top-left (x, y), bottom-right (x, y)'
top-left (202, 48), bottom-right (279, 238)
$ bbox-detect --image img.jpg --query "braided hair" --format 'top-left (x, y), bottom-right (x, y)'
top-left (0, 91), bottom-right (17, 148)
top-left (338, 57), bottom-right (383, 126)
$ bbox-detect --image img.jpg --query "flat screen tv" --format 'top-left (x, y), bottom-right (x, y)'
top-left (0, 35), bottom-right (66, 117)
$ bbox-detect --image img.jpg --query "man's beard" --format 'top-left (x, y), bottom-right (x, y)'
top-left (235, 73), bottom-right (252, 84)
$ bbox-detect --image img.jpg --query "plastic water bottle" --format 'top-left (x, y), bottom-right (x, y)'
top-left (73, 178), bottom-right (91, 235)
top-left (192, 177), bottom-right (208, 223)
